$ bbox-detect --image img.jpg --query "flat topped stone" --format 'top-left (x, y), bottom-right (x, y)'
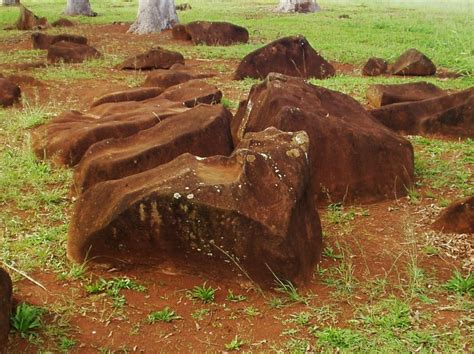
top-left (47, 41), bottom-right (101, 64)
top-left (117, 48), bottom-right (184, 70)
top-left (172, 21), bottom-right (249, 46)
top-left (68, 128), bottom-right (322, 286)
top-left (370, 88), bottom-right (474, 139)
top-left (367, 82), bottom-right (445, 107)
top-left (32, 32), bottom-right (87, 50)
top-left (74, 104), bottom-right (234, 192)
top-left (234, 35), bottom-right (335, 80)
top-left (232, 73), bottom-right (414, 204)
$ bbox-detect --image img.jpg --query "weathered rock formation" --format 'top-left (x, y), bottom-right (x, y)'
top-left (117, 48), bottom-right (184, 70)
top-left (74, 104), bottom-right (233, 192)
top-left (370, 88), bottom-right (474, 138)
top-left (68, 128), bottom-right (322, 285)
top-left (47, 41), bottom-right (101, 63)
top-left (0, 268), bottom-right (12, 350)
top-left (392, 48), bottom-right (436, 76)
top-left (15, 5), bottom-right (48, 30)
top-left (0, 77), bottom-right (21, 107)
top-left (31, 81), bottom-right (222, 166)
top-left (433, 196), bottom-right (474, 234)
top-left (32, 32), bottom-right (88, 50)
top-left (172, 21), bottom-right (249, 46)
top-left (367, 82), bottom-right (445, 107)
top-left (234, 36), bottom-right (335, 80)
top-left (51, 18), bottom-right (75, 27)
top-left (362, 57), bottom-right (388, 76)
top-left (90, 87), bottom-right (164, 108)
top-left (232, 73), bottom-right (414, 203)
top-left (143, 64), bottom-right (215, 90)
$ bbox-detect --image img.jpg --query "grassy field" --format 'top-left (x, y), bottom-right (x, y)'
top-left (0, 0), bottom-right (473, 352)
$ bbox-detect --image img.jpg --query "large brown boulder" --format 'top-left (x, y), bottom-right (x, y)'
top-left (90, 87), bottom-right (164, 108)
top-left (172, 21), bottom-right (249, 46)
top-left (362, 57), bottom-right (388, 76)
top-left (370, 88), bottom-right (474, 138)
top-left (234, 36), bottom-right (335, 80)
top-left (232, 73), bottom-right (414, 203)
top-left (68, 128), bottom-right (322, 286)
top-left (0, 268), bottom-right (12, 350)
top-left (0, 78), bottom-right (21, 107)
top-left (32, 32), bottom-right (87, 50)
top-left (433, 197), bottom-right (474, 234)
top-left (51, 18), bottom-right (75, 27)
top-left (32, 81), bottom-right (222, 167)
top-left (75, 104), bottom-right (233, 192)
top-left (391, 48), bottom-right (436, 76)
top-left (367, 82), bottom-right (445, 107)
top-left (143, 64), bottom-right (215, 90)
top-left (117, 48), bottom-right (184, 70)
top-left (47, 41), bottom-right (101, 63)
top-left (15, 4), bottom-right (48, 30)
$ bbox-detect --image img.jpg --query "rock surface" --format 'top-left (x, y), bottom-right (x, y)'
top-left (32, 81), bottom-right (222, 166)
top-left (367, 82), bottom-right (445, 107)
top-left (51, 18), bottom-right (74, 27)
top-left (47, 41), bottom-right (101, 63)
top-left (370, 88), bottom-right (474, 138)
top-left (15, 4), bottom-right (48, 30)
top-left (362, 57), bottom-right (388, 76)
top-left (0, 78), bottom-right (21, 107)
top-left (91, 87), bottom-right (164, 108)
top-left (234, 36), bottom-right (335, 80)
top-left (32, 32), bottom-right (87, 50)
top-left (117, 48), bottom-right (184, 70)
top-left (172, 21), bottom-right (249, 46)
top-left (75, 104), bottom-right (234, 192)
top-left (392, 48), bottom-right (436, 76)
top-left (232, 73), bottom-right (414, 203)
top-left (0, 268), bottom-right (12, 350)
top-left (433, 196), bottom-right (474, 234)
top-left (143, 64), bottom-right (214, 90)
top-left (68, 128), bottom-right (322, 286)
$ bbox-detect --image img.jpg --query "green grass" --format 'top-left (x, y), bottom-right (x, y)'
top-left (147, 307), bottom-right (182, 323)
top-left (11, 303), bottom-right (43, 338)
top-left (188, 282), bottom-right (217, 303)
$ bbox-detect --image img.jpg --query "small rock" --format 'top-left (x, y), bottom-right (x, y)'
top-left (392, 48), bottom-right (436, 76)
top-left (362, 57), bottom-right (388, 76)
top-left (0, 78), bottom-right (21, 107)
top-left (117, 48), bottom-right (184, 70)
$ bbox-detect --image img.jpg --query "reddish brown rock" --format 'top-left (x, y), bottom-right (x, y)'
top-left (172, 21), bottom-right (249, 46)
top-left (433, 197), bottom-right (474, 234)
top-left (153, 80), bottom-right (222, 107)
top-left (47, 41), bottom-right (101, 63)
top-left (367, 82), bottom-right (445, 107)
top-left (32, 102), bottom-right (189, 167)
top-left (392, 48), bottom-right (436, 76)
top-left (32, 32), bottom-right (87, 50)
top-left (75, 104), bottom-right (233, 192)
top-left (68, 128), bottom-right (322, 286)
top-left (0, 78), bottom-right (21, 107)
top-left (143, 66), bottom-right (214, 90)
top-left (362, 57), bottom-right (388, 76)
top-left (15, 4), bottom-right (48, 30)
top-left (51, 18), bottom-right (74, 27)
top-left (117, 48), bottom-right (184, 71)
top-left (0, 268), bottom-right (12, 350)
top-left (90, 87), bottom-right (164, 108)
top-left (234, 36), bottom-right (335, 80)
top-left (232, 73), bottom-right (414, 203)
top-left (370, 88), bottom-right (474, 138)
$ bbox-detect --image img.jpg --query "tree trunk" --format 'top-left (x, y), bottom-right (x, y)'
top-left (2, 0), bottom-right (20, 6)
top-left (277, 0), bottom-right (320, 13)
top-left (64, 0), bottom-right (95, 16)
top-left (129, 0), bottom-right (178, 34)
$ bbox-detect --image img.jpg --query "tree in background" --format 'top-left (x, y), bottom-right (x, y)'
top-left (64, 0), bottom-right (96, 16)
top-left (129, 0), bottom-right (178, 34)
top-left (277, 0), bottom-right (320, 13)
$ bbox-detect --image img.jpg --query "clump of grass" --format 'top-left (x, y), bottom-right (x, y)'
top-left (225, 335), bottom-right (245, 351)
top-left (188, 282), bottom-right (216, 303)
top-left (85, 277), bottom-right (146, 308)
top-left (11, 303), bottom-right (43, 338)
top-left (147, 308), bottom-right (181, 323)
top-left (314, 327), bottom-right (363, 350)
top-left (444, 271), bottom-right (473, 296)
